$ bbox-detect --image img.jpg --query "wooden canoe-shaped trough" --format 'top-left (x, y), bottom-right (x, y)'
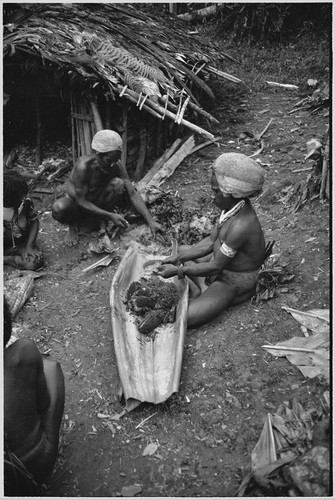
top-left (110, 241), bottom-right (189, 411)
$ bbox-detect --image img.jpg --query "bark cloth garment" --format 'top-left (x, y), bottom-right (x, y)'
top-left (3, 198), bottom-right (38, 251)
top-left (205, 201), bottom-right (261, 289)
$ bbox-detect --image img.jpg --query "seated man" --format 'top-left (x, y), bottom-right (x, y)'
top-left (52, 129), bottom-right (163, 245)
top-left (4, 170), bottom-right (43, 270)
top-left (157, 152), bottom-right (266, 329)
top-left (4, 297), bottom-right (65, 495)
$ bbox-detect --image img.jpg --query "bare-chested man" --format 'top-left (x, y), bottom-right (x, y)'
top-left (157, 153), bottom-right (266, 329)
top-left (4, 297), bottom-right (65, 494)
top-left (52, 130), bottom-right (163, 245)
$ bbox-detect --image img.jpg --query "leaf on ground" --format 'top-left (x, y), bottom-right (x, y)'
top-left (282, 307), bottom-right (329, 333)
top-left (121, 484), bottom-right (142, 497)
top-left (142, 442), bottom-right (159, 456)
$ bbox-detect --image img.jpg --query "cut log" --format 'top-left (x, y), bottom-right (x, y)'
top-left (137, 138), bottom-right (182, 189)
top-left (138, 136), bottom-right (195, 203)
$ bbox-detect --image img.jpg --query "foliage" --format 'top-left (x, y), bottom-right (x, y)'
top-left (205, 3), bottom-right (331, 43)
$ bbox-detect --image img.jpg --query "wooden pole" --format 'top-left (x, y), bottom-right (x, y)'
top-left (121, 103), bottom-right (128, 171)
top-left (70, 84), bottom-right (76, 166)
top-left (122, 91), bottom-right (215, 141)
top-left (90, 101), bottom-right (104, 131)
top-left (35, 94), bottom-right (43, 167)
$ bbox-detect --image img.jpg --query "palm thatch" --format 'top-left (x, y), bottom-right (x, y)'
top-left (3, 3), bottom-right (241, 173)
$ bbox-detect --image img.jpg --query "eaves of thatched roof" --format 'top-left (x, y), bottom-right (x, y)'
top-left (3, 3), bottom-right (240, 126)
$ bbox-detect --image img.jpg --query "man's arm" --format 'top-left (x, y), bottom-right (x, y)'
top-left (122, 178), bottom-right (163, 235)
top-left (164, 235), bottom-right (214, 265)
top-left (158, 219), bottom-right (248, 279)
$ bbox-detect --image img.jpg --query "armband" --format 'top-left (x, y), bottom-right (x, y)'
top-left (220, 242), bottom-right (237, 258)
top-left (177, 263), bottom-right (185, 280)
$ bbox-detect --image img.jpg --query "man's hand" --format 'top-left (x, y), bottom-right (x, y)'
top-left (149, 220), bottom-right (164, 236)
top-left (163, 253), bottom-right (181, 265)
top-left (109, 213), bottom-right (129, 229)
top-left (24, 246), bottom-right (43, 264)
top-left (156, 263), bottom-right (177, 279)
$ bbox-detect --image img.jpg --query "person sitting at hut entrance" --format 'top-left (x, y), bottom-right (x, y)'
top-left (52, 129), bottom-right (163, 245)
top-left (4, 170), bottom-right (44, 270)
top-left (157, 153), bottom-right (266, 329)
top-left (4, 297), bottom-right (65, 495)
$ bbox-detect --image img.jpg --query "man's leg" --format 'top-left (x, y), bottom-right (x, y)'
top-left (187, 280), bottom-right (237, 329)
top-left (52, 196), bottom-right (79, 246)
top-left (4, 246), bottom-right (43, 271)
top-left (41, 358), bottom-right (65, 447)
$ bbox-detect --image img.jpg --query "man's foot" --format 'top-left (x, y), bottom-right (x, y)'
top-left (65, 226), bottom-right (79, 246)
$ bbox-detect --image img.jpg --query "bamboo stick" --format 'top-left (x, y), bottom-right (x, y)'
top-left (82, 102), bottom-right (92, 155)
top-left (189, 137), bottom-right (221, 155)
top-left (177, 96), bottom-right (190, 125)
top-left (262, 345), bottom-right (316, 353)
top-left (207, 65), bottom-right (243, 84)
top-left (90, 101), bottom-right (103, 131)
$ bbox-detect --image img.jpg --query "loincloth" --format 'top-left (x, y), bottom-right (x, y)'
top-left (10, 428), bottom-right (54, 481)
top-left (206, 268), bottom-right (260, 290)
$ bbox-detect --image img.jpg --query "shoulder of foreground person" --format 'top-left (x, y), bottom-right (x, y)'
top-left (6, 338), bottom-right (43, 364)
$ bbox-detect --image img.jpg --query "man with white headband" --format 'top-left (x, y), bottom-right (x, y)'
top-left (52, 130), bottom-right (163, 245)
top-left (157, 152), bottom-right (266, 329)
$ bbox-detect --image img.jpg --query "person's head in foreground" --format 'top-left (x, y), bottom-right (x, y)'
top-left (92, 129), bottom-right (122, 172)
top-left (211, 152), bottom-right (265, 210)
top-left (4, 170), bottom-right (29, 210)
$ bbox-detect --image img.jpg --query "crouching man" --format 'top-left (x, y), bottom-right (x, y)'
top-left (52, 129), bottom-right (163, 245)
top-left (157, 153), bottom-right (266, 329)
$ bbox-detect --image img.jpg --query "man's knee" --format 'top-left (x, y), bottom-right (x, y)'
top-left (102, 177), bottom-right (126, 207)
top-left (52, 197), bottom-right (77, 224)
top-left (107, 177), bottom-right (125, 194)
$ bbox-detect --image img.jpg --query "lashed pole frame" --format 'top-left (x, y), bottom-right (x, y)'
top-left (70, 85), bottom-right (96, 160)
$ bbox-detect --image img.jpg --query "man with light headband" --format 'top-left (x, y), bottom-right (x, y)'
top-left (52, 130), bottom-right (163, 245)
top-left (157, 152), bottom-right (266, 328)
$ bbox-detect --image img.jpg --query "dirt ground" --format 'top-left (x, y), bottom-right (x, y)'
top-left (6, 36), bottom-right (330, 497)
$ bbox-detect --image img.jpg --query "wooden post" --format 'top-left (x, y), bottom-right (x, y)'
top-left (105, 100), bottom-right (111, 130)
top-left (70, 86), bottom-right (76, 166)
top-left (121, 103), bottom-right (128, 171)
top-left (90, 100), bottom-right (103, 131)
top-left (133, 118), bottom-right (147, 181)
top-left (35, 94), bottom-right (43, 167)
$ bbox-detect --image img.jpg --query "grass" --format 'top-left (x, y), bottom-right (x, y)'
top-left (208, 32), bottom-right (330, 93)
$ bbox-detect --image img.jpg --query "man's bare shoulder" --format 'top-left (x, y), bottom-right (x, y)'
top-left (75, 154), bottom-right (97, 170)
top-left (5, 338), bottom-right (42, 365)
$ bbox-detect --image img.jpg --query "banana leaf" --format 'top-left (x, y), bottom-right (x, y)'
top-left (110, 241), bottom-right (189, 410)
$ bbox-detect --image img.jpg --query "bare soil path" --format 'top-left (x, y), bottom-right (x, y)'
top-left (7, 37), bottom-right (330, 497)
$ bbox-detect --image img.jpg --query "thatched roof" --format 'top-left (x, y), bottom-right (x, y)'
top-left (3, 3), bottom-right (240, 128)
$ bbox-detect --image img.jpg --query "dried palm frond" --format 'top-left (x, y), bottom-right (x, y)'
top-left (253, 253), bottom-right (295, 304)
